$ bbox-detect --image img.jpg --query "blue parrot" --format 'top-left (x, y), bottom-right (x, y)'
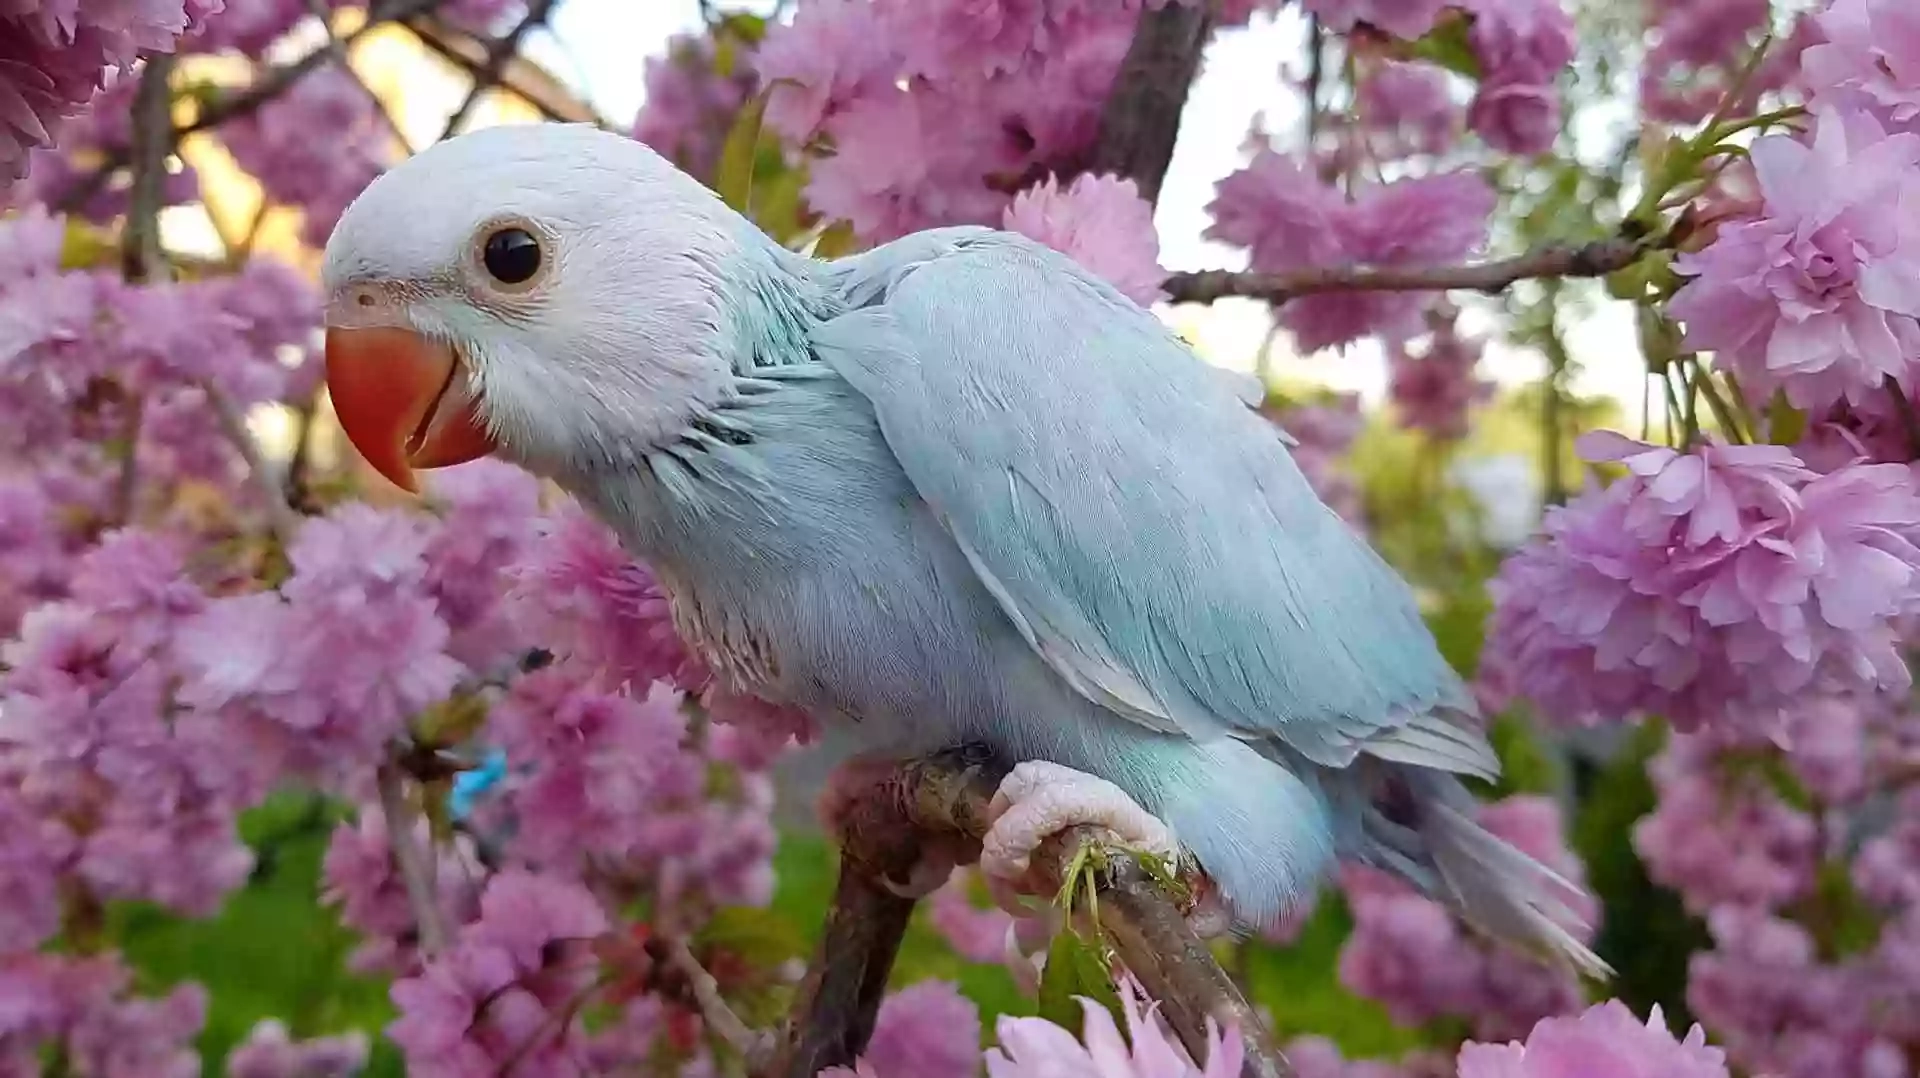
top-left (317, 123), bottom-right (1605, 975)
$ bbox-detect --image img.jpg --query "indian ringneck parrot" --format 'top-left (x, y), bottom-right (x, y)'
top-left (319, 122), bottom-right (1606, 976)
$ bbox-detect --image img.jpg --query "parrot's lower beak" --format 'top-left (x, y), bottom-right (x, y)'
top-left (324, 326), bottom-right (498, 494)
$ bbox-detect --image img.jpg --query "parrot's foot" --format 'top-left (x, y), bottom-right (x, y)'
top-left (981, 762), bottom-right (1229, 937)
top-left (981, 760), bottom-right (1181, 891)
top-left (818, 752), bottom-right (963, 899)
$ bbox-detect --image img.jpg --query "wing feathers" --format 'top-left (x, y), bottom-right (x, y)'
top-left (816, 231), bottom-right (1483, 773)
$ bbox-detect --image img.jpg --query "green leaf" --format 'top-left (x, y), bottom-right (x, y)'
top-left (718, 11), bottom-right (769, 44)
top-left (1036, 927), bottom-right (1121, 1032)
top-left (1403, 15), bottom-right (1481, 79)
top-left (1570, 719), bottom-right (1708, 1028)
top-left (1767, 391), bottom-right (1806, 446)
top-left (751, 166), bottom-right (808, 241)
top-left (697, 905), bottom-right (807, 969)
top-left (716, 93), bottom-right (769, 214)
top-left (810, 221), bottom-right (861, 259)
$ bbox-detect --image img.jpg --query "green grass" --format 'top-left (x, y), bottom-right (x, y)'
top-left (107, 793), bottom-right (405, 1076)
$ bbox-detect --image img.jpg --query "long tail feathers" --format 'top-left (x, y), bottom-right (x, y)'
top-left (1374, 771), bottom-right (1614, 980)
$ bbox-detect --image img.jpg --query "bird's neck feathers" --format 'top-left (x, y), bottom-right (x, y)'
top-left (498, 214), bottom-right (832, 472)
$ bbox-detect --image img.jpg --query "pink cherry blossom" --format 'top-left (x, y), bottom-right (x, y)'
top-left (1668, 108), bottom-right (1920, 410)
top-left (755, 0), bottom-right (901, 144)
top-left (1003, 173), bottom-right (1165, 305)
top-left (506, 502), bottom-right (706, 691)
top-left (1633, 734), bottom-right (1820, 913)
top-left (1801, 0), bottom-right (1920, 135)
top-left (983, 977), bottom-right (1244, 1078)
top-left (225, 1019), bottom-right (370, 1078)
top-left (220, 66), bottom-right (391, 248)
top-left (1481, 432), bottom-right (1920, 733)
top-left (1, 1), bottom-right (220, 183)
top-left (1212, 160), bottom-right (1494, 350)
top-left (1301, 0), bottom-right (1448, 41)
top-left (1358, 61), bottom-right (1460, 157)
top-left (1456, 1000), bottom-right (1727, 1078)
top-left (633, 32), bottom-right (761, 181)
top-left (1388, 323), bottom-right (1493, 439)
top-left (387, 871), bottom-right (609, 1077)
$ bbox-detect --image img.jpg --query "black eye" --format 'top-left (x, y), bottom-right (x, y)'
top-left (481, 227), bottom-right (542, 285)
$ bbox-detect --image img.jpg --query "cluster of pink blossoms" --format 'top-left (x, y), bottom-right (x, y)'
top-left (1388, 319), bottom-right (1495, 441)
top-left (1304, 0), bottom-right (1576, 154)
top-left (1629, 697), bottom-right (1920, 1078)
top-left (1209, 155), bottom-right (1496, 352)
top-left (1481, 432), bottom-right (1920, 734)
top-left (0, 0), bottom-right (222, 183)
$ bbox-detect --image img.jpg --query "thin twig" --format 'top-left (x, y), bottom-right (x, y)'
top-left (439, 0), bottom-right (562, 140)
top-left (378, 759), bottom-right (453, 957)
top-left (1162, 237), bottom-right (1649, 305)
top-left (1302, 17), bottom-right (1323, 146)
top-left (121, 56), bottom-right (175, 282)
top-left (306, 0), bottom-right (417, 154)
top-left (405, 21), bottom-right (600, 124)
top-left (111, 56), bottom-right (177, 523)
top-left (662, 938), bottom-right (778, 1071)
top-left (1885, 376), bottom-right (1920, 459)
top-left (112, 399), bottom-right (144, 524)
top-left (206, 385), bottom-right (304, 542)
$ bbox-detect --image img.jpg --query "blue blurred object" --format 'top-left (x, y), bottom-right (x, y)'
top-left (448, 749), bottom-right (508, 821)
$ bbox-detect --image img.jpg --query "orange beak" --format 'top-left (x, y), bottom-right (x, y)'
top-left (323, 326), bottom-right (498, 494)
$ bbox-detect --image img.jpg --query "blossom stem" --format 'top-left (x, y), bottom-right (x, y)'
top-left (1161, 237), bottom-right (1648, 306)
top-left (661, 938), bottom-right (777, 1071)
top-left (205, 384), bottom-right (303, 544)
top-left (377, 759), bottom-right (452, 957)
top-left (1883, 377), bottom-right (1920, 459)
top-left (1691, 359), bottom-right (1747, 443)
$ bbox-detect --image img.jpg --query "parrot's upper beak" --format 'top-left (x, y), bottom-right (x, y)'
top-left (324, 326), bottom-right (498, 493)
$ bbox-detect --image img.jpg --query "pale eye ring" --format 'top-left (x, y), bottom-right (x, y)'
top-left (470, 217), bottom-right (551, 293)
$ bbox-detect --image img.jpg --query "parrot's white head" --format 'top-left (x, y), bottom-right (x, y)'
top-left (319, 121), bottom-right (763, 492)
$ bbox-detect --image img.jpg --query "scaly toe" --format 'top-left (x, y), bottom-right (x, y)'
top-left (980, 761), bottom-right (1180, 887)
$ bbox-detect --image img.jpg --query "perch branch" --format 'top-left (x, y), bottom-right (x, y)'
top-left (773, 746), bottom-right (1290, 1078)
top-left (1161, 237), bottom-right (1650, 306)
top-left (378, 759), bottom-right (453, 957)
top-left (439, 0), bottom-right (562, 139)
top-left (1088, 1), bottom-right (1216, 206)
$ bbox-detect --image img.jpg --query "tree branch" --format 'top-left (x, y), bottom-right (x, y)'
top-left (773, 746), bottom-right (1290, 1078)
top-left (1088, 1), bottom-right (1216, 206)
top-left (439, 0), bottom-right (562, 140)
top-left (407, 14), bottom-right (603, 126)
top-left (1161, 237), bottom-right (1649, 306)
